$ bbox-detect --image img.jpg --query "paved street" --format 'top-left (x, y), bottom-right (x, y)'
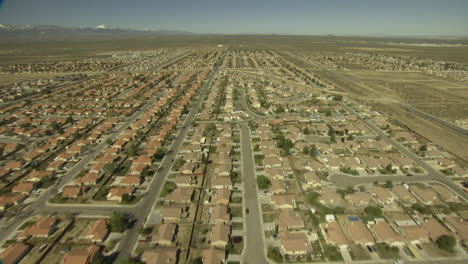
top-left (240, 123), bottom-right (269, 264)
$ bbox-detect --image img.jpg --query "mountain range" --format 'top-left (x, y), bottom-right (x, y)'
top-left (0, 24), bottom-right (193, 40)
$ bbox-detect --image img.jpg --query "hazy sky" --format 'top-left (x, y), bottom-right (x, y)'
top-left (0, 0), bottom-right (467, 36)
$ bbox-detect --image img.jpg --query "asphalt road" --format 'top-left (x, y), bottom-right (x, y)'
top-left (239, 123), bottom-right (269, 264)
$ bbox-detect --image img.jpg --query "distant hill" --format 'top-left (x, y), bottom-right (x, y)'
top-left (0, 24), bottom-right (193, 40)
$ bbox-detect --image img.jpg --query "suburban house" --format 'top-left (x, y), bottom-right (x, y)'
top-left (278, 231), bottom-right (313, 257)
top-left (200, 248), bottom-right (226, 264)
top-left (82, 219), bottom-right (109, 243)
top-left (271, 194), bottom-right (296, 209)
top-left (210, 223), bottom-right (231, 249)
top-left (106, 186), bottom-right (135, 202)
top-left (0, 243), bottom-right (31, 264)
top-left (209, 205), bottom-right (231, 224)
top-left (275, 210), bottom-right (305, 231)
top-left (161, 206), bottom-right (184, 222)
top-left (18, 217), bottom-right (58, 240)
top-left (151, 223), bottom-right (177, 246)
top-left (141, 247), bottom-right (178, 264)
top-left (321, 221), bottom-right (348, 248)
top-left (166, 188), bottom-right (194, 204)
top-left (369, 186), bottom-right (395, 205)
top-left (391, 185), bottom-right (417, 205)
top-left (400, 224), bottom-right (430, 244)
top-left (370, 221), bottom-right (405, 246)
top-left (346, 192), bottom-right (372, 207)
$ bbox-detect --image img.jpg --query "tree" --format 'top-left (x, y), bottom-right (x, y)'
top-left (128, 143), bottom-right (138, 156)
top-left (154, 148), bottom-right (165, 160)
top-left (364, 206), bottom-right (383, 217)
top-left (257, 175), bottom-right (271, 189)
top-left (139, 226), bottom-right (153, 235)
top-left (103, 163), bottom-right (115, 175)
top-left (91, 255), bottom-right (105, 264)
top-left (384, 180), bottom-right (393, 189)
top-left (275, 105), bottom-right (285, 114)
top-left (436, 235), bottom-right (456, 252)
top-left (66, 116), bottom-right (74, 124)
top-left (253, 144), bottom-right (260, 151)
top-left (307, 192), bottom-right (320, 204)
top-left (110, 212), bottom-right (128, 232)
top-left (303, 146), bottom-right (310, 155)
top-left (173, 158), bottom-right (186, 170)
top-left (385, 163), bottom-right (393, 172)
top-left (116, 257), bottom-right (140, 264)
top-left (419, 144), bottom-right (428, 152)
top-left (347, 134), bottom-right (354, 140)
top-left (330, 134), bottom-right (336, 143)
top-left (324, 108), bottom-right (332, 116)
top-left (303, 127), bottom-right (310, 135)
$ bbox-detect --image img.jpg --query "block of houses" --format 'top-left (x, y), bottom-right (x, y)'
top-left (318, 187), bottom-right (344, 207)
top-left (63, 245), bottom-right (101, 264)
top-left (444, 216), bottom-right (468, 242)
top-left (209, 205), bottom-right (231, 224)
top-left (212, 164), bottom-right (232, 176)
top-left (400, 224), bottom-right (430, 244)
top-left (430, 184), bottom-right (458, 202)
top-left (82, 219), bottom-right (109, 243)
top-left (0, 243), bottom-right (31, 264)
top-left (76, 172), bottom-right (102, 185)
top-left (370, 221), bottom-right (405, 246)
top-left (422, 218), bottom-right (452, 240)
top-left (278, 231), bottom-right (313, 257)
top-left (275, 209), bottom-right (305, 231)
top-left (18, 217), bottom-right (58, 240)
top-left (161, 206), bottom-right (184, 222)
top-left (411, 186), bottom-right (439, 205)
top-left (391, 185), bottom-right (417, 205)
top-left (346, 192), bottom-right (372, 207)
top-left (141, 247), bottom-right (178, 264)
top-left (0, 194), bottom-right (26, 210)
top-left (166, 188), bottom-right (194, 204)
top-left (210, 223), bottom-right (231, 249)
top-left (344, 220), bottom-right (374, 245)
top-left (120, 176), bottom-right (143, 186)
top-left (369, 186), bottom-right (395, 205)
top-left (321, 221), bottom-right (348, 248)
top-left (302, 171), bottom-right (321, 189)
top-left (212, 189), bottom-right (231, 205)
top-left (270, 179), bottom-right (287, 194)
top-left (25, 170), bottom-right (52, 182)
top-left (200, 248), bottom-right (225, 264)
top-left (62, 186), bottom-right (83, 198)
top-left (151, 223), bottom-right (177, 246)
top-left (175, 174), bottom-right (198, 187)
top-left (106, 186), bottom-right (135, 202)
top-left (271, 194), bottom-right (296, 209)
top-left (3, 161), bottom-right (22, 171)
top-left (12, 182), bottom-right (36, 195)
top-left (211, 176), bottom-right (233, 189)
